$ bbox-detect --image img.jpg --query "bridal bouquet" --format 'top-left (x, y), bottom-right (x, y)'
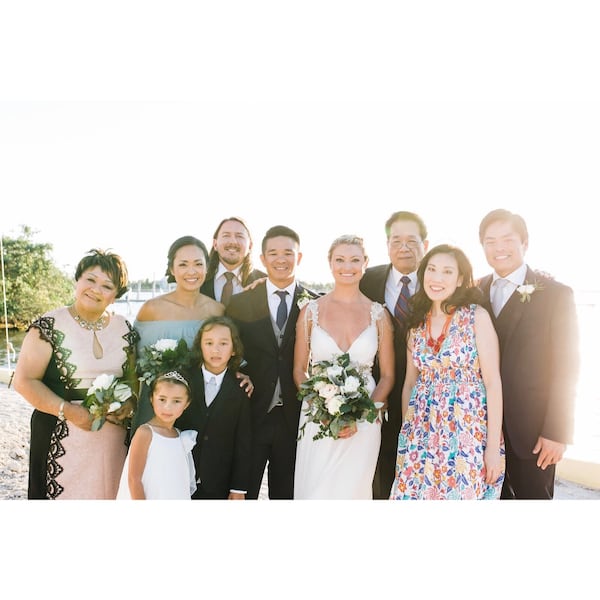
top-left (137, 338), bottom-right (193, 387)
top-left (83, 373), bottom-right (134, 431)
top-left (297, 352), bottom-right (378, 441)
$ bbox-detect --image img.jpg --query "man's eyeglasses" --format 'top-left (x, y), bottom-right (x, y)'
top-left (389, 238), bottom-right (421, 249)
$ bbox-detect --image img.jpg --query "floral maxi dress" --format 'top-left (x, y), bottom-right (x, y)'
top-left (390, 304), bottom-right (505, 500)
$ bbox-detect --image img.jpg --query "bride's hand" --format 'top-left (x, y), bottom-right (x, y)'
top-left (337, 422), bottom-right (357, 439)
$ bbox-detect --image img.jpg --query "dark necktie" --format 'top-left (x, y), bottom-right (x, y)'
top-left (221, 272), bottom-right (235, 306)
top-left (394, 275), bottom-right (411, 323)
top-left (275, 290), bottom-right (288, 330)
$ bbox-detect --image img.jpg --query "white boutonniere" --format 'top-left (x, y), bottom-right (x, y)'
top-left (296, 289), bottom-right (313, 309)
top-left (517, 281), bottom-right (543, 303)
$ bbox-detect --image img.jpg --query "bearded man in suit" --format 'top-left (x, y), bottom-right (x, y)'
top-left (478, 208), bottom-right (579, 499)
top-left (226, 225), bottom-right (317, 499)
top-left (359, 211), bottom-right (429, 499)
top-left (201, 216), bottom-right (266, 306)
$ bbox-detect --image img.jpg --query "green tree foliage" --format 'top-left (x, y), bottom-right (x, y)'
top-left (1, 227), bottom-right (73, 329)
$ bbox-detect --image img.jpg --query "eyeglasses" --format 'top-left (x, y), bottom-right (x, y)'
top-left (389, 238), bottom-right (421, 249)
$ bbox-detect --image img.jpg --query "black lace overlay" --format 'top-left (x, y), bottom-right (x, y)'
top-left (27, 315), bottom-right (138, 499)
top-left (46, 419), bottom-right (68, 499)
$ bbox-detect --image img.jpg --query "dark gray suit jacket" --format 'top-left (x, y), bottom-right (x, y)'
top-left (479, 267), bottom-right (579, 458)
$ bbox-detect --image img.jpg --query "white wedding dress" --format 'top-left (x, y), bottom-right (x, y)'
top-left (294, 301), bottom-right (383, 499)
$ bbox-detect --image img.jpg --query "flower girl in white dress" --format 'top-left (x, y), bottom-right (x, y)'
top-left (293, 235), bottom-right (395, 499)
top-left (117, 371), bottom-right (197, 499)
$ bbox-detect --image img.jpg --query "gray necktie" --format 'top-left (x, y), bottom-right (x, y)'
top-left (492, 278), bottom-right (508, 317)
top-left (205, 376), bottom-right (217, 406)
top-left (221, 272), bottom-right (235, 306)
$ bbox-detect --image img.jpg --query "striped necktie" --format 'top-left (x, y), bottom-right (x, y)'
top-left (394, 276), bottom-right (411, 323)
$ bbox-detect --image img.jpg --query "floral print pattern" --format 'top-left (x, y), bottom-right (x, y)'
top-left (390, 304), bottom-right (504, 500)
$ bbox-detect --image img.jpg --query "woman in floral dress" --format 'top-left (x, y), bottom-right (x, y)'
top-left (390, 244), bottom-right (504, 500)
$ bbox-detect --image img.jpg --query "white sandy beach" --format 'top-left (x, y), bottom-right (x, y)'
top-left (1, 381), bottom-right (599, 500)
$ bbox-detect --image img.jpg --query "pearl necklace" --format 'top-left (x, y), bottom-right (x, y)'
top-left (69, 305), bottom-right (108, 359)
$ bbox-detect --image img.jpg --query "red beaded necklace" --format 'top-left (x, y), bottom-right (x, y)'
top-left (425, 309), bottom-right (455, 353)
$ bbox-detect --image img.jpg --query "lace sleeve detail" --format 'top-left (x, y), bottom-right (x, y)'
top-left (303, 300), bottom-right (318, 349)
top-left (371, 302), bottom-right (386, 356)
top-left (370, 302), bottom-right (385, 323)
top-left (28, 316), bottom-right (56, 348)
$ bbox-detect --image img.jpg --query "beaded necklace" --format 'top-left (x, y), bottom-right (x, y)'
top-left (69, 305), bottom-right (108, 359)
top-left (425, 309), bottom-right (454, 354)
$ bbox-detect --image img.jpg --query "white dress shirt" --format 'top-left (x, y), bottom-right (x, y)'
top-left (492, 263), bottom-right (527, 314)
top-left (385, 267), bottom-right (417, 312)
top-left (265, 279), bottom-right (296, 328)
top-left (201, 365), bottom-right (226, 407)
top-left (214, 263), bottom-right (243, 302)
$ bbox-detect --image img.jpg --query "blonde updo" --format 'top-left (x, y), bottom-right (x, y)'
top-left (327, 234), bottom-right (368, 262)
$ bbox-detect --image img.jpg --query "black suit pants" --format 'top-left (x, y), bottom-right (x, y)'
top-left (247, 407), bottom-right (297, 500)
top-left (501, 436), bottom-right (556, 500)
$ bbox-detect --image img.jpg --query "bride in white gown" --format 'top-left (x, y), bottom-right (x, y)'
top-left (293, 235), bottom-right (395, 499)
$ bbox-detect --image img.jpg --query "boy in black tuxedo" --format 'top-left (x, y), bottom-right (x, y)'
top-left (177, 316), bottom-right (251, 499)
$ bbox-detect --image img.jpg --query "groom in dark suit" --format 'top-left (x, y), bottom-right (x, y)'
top-left (478, 209), bottom-right (579, 499)
top-left (226, 225), bottom-right (317, 499)
top-left (360, 211), bottom-right (429, 499)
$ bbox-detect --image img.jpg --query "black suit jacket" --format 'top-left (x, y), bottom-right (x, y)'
top-left (225, 282), bottom-right (317, 436)
top-left (360, 263), bottom-right (407, 403)
top-left (200, 268), bottom-right (267, 301)
top-left (479, 267), bottom-right (579, 458)
top-left (176, 368), bottom-right (252, 499)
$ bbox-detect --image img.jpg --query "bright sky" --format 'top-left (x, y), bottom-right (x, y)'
top-left (1, 3), bottom-right (599, 292)
top-left (1, 2), bottom-right (599, 590)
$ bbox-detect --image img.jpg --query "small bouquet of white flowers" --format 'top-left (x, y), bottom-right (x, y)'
top-left (137, 338), bottom-right (193, 387)
top-left (83, 373), bottom-right (134, 431)
top-left (297, 352), bottom-right (378, 441)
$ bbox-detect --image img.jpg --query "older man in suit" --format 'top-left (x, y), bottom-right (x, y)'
top-left (359, 211), bottom-right (429, 499)
top-left (478, 208), bottom-right (579, 499)
top-left (226, 225), bottom-right (317, 499)
top-left (201, 216), bottom-right (266, 305)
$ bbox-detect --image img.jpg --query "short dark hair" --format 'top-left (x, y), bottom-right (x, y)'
top-left (165, 236), bottom-right (209, 283)
top-left (74, 249), bottom-right (129, 299)
top-left (478, 209), bottom-right (528, 244)
top-left (261, 225), bottom-right (300, 254)
top-left (193, 315), bottom-right (244, 373)
top-left (384, 211), bottom-right (428, 241)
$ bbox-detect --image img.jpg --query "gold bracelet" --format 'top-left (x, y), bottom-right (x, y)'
top-left (57, 400), bottom-right (65, 422)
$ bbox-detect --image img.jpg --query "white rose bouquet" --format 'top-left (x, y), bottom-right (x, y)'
top-left (297, 352), bottom-right (377, 440)
top-left (83, 373), bottom-right (134, 431)
top-left (137, 338), bottom-right (193, 387)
